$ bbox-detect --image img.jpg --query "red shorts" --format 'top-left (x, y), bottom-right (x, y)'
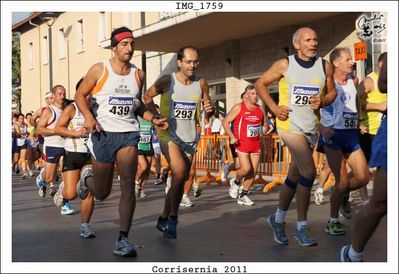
top-left (236, 140), bottom-right (261, 154)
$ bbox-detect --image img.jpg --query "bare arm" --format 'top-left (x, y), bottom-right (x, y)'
top-left (143, 74), bottom-right (172, 115)
top-left (222, 103), bottom-right (241, 144)
top-left (14, 124), bottom-right (22, 138)
top-left (255, 59), bottom-right (290, 120)
top-left (36, 108), bottom-right (55, 136)
top-left (321, 61), bottom-right (337, 107)
top-left (30, 108), bottom-right (42, 127)
top-left (74, 62), bottom-right (103, 133)
top-left (200, 78), bottom-right (214, 117)
top-left (54, 104), bottom-right (86, 138)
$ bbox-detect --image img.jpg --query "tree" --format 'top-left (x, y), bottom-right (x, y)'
top-left (12, 32), bottom-right (21, 86)
top-left (12, 32), bottom-right (21, 112)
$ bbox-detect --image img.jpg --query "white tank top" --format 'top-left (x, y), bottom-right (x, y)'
top-left (16, 123), bottom-right (28, 146)
top-left (65, 103), bottom-right (88, 153)
top-left (44, 105), bottom-right (65, 148)
top-left (90, 59), bottom-right (141, 132)
top-left (320, 77), bottom-right (358, 129)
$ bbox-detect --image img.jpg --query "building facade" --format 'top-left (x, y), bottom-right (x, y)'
top-left (13, 11), bottom-right (387, 114)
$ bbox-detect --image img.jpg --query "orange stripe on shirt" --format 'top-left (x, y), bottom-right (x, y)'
top-left (134, 69), bottom-right (141, 91)
top-left (91, 66), bottom-right (109, 96)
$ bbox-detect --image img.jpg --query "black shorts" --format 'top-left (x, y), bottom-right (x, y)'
top-left (62, 151), bottom-right (91, 172)
top-left (138, 149), bottom-right (154, 156)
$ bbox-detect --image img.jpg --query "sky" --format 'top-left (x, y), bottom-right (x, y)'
top-left (12, 12), bottom-right (30, 24)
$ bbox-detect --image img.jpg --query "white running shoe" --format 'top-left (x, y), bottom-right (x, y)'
top-left (53, 181), bottom-right (65, 207)
top-left (192, 182), bottom-right (202, 198)
top-left (28, 170), bottom-right (34, 177)
top-left (237, 195), bottom-right (254, 206)
top-left (229, 178), bottom-right (240, 199)
top-left (314, 188), bottom-right (324, 205)
top-left (165, 176), bottom-right (172, 194)
top-left (60, 201), bottom-right (75, 215)
top-left (180, 194), bottom-right (193, 207)
top-left (80, 223), bottom-right (96, 238)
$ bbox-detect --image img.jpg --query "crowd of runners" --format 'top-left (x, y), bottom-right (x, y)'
top-left (11, 26), bottom-right (387, 261)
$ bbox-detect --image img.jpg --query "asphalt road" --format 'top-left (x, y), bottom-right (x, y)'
top-left (11, 170), bottom-right (386, 265)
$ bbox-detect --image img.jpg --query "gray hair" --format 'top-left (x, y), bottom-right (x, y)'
top-left (329, 47), bottom-right (351, 67)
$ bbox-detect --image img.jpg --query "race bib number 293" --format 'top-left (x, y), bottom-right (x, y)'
top-left (173, 101), bottom-right (196, 120)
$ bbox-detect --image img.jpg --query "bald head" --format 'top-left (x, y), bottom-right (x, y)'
top-left (292, 27), bottom-right (317, 44)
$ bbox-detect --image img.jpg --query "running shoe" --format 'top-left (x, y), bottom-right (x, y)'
top-left (60, 201), bottom-right (75, 215)
top-left (163, 217), bottom-right (178, 239)
top-left (266, 214), bottom-right (288, 245)
top-left (156, 216), bottom-right (168, 232)
top-left (53, 181), bottom-right (65, 207)
top-left (229, 178), bottom-right (240, 199)
top-left (237, 195), bottom-right (254, 206)
top-left (325, 220), bottom-right (346, 235)
top-left (80, 223), bottom-right (96, 238)
top-left (314, 188), bottom-right (324, 205)
top-left (295, 225), bottom-right (317, 247)
top-left (113, 237), bottom-right (137, 257)
top-left (77, 166), bottom-right (93, 199)
top-left (180, 194), bottom-right (193, 207)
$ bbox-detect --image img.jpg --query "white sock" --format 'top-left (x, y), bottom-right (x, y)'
top-left (274, 208), bottom-right (286, 224)
top-left (296, 220), bottom-right (308, 230)
top-left (348, 245), bottom-right (363, 262)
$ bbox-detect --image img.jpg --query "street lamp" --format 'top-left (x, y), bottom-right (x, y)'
top-left (40, 12), bottom-right (58, 91)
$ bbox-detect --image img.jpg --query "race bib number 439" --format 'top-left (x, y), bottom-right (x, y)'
top-left (107, 96), bottom-right (135, 116)
top-left (291, 85), bottom-right (320, 106)
top-left (173, 101), bottom-right (196, 120)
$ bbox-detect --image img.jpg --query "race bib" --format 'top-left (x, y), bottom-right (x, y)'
top-left (342, 112), bottom-right (358, 129)
top-left (173, 101), bottom-right (196, 120)
top-left (107, 96), bottom-right (139, 117)
top-left (247, 124), bottom-right (261, 137)
top-left (291, 85), bottom-right (320, 106)
top-left (139, 134), bottom-right (151, 144)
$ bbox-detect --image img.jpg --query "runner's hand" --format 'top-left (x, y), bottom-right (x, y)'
top-left (275, 105), bottom-right (290, 121)
top-left (310, 95), bottom-right (321, 110)
top-left (202, 99), bottom-right (213, 114)
top-left (152, 117), bottom-right (169, 130)
top-left (84, 116), bottom-right (101, 133)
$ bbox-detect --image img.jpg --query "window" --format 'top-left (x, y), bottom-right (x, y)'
top-left (41, 35), bottom-right (48, 64)
top-left (98, 12), bottom-right (107, 43)
top-left (58, 27), bottom-right (66, 59)
top-left (28, 42), bottom-right (34, 69)
top-left (76, 18), bottom-right (84, 53)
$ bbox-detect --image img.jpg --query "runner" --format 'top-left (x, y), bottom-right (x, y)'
top-left (143, 45), bottom-right (213, 239)
top-left (223, 85), bottom-right (266, 206)
top-left (36, 85), bottom-right (67, 198)
top-left (255, 27), bottom-right (337, 246)
top-left (340, 52), bottom-right (387, 262)
top-left (318, 47), bottom-right (369, 235)
top-left (74, 27), bottom-right (168, 257)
